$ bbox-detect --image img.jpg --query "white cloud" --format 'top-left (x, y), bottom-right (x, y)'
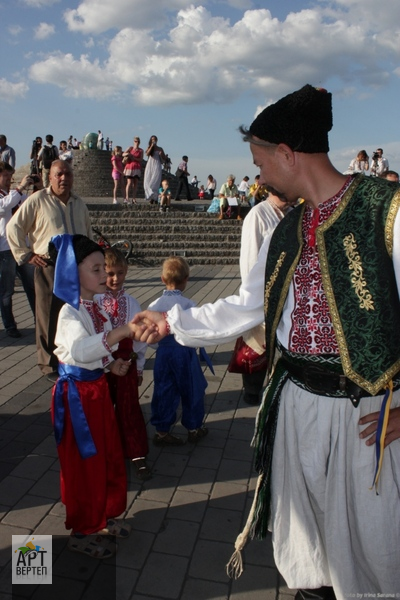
top-left (34, 22), bottom-right (56, 40)
top-left (29, 53), bottom-right (120, 99)
top-left (22, 0), bottom-right (60, 6)
top-left (64, 0), bottom-right (189, 34)
top-left (0, 78), bottom-right (29, 101)
top-left (28, 1), bottom-right (400, 106)
top-left (9, 25), bottom-right (23, 36)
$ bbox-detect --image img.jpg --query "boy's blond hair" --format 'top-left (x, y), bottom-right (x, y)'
top-left (162, 256), bottom-right (190, 285)
top-left (104, 247), bottom-right (128, 270)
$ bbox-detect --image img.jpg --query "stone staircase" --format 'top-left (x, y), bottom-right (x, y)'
top-left (88, 203), bottom-right (244, 266)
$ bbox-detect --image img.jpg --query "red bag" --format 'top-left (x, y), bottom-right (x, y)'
top-left (228, 336), bottom-right (268, 374)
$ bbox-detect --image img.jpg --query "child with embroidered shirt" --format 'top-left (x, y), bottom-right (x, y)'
top-left (50, 234), bottom-right (149, 559)
top-left (148, 256), bottom-right (209, 446)
top-left (96, 247), bottom-right (150, 480)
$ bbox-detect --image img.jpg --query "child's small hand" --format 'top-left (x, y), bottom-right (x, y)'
top-left (132, 311), bottom-right (169, 340)
top-left (110, 358), bottom-right (131, 377)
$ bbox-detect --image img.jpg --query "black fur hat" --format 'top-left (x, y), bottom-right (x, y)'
top-left (249, 84), bottom-right (332, 153)
top-left (49, 234), bottom-right (103, 265)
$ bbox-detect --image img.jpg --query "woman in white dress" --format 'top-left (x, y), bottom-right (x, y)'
top-left (144, 135), bottom-right (166, 203)
top-left (345, 149), bottom-right (369, 174)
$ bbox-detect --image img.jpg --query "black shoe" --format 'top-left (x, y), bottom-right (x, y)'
top-left (6, 328), bottom-right (21, 338)
top-left (295, 588), bottom-right (336, 600)
top-left (243, 393), bottom-right (260, 405)
top-left (46, 372), bottom-right (59, 383)
top-left (187, 198), bottom-right (193, 201)
top-left (174, 198), bottom-right (181, 201)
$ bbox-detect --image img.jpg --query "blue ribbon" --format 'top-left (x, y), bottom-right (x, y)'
top-left (53, 363), bottom-right (104, 459)
top-left (199, 347), bottom-right (215, 375)
top-left (51, 234), bottom-right (80, 310)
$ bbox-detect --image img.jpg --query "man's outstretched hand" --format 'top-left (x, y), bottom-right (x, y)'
top-left (131, 310), bottom-right (169, 343)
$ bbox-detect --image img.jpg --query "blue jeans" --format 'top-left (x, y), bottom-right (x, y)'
top-left (0, 250), bottom-right (35, 331)
top-left (0, 250), bottom-right (17, 330)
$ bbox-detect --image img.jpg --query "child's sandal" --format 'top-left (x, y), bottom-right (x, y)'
top-left (68, 534), bottom-right (117, 559)
top-left (98, 518), bottom-right (132, 538)
top-left (132, 458), bottom-right (152, 480)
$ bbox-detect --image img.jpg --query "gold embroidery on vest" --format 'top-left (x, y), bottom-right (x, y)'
top-left (264, 252), bottom-right (286, 314)
top-left (343, 233), bottom-right (374, 311)
top-left (385, 188), bottom-right (400, 257)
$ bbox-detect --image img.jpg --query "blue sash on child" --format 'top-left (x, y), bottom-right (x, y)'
top-left (53, 364), bottom-right (104, 459)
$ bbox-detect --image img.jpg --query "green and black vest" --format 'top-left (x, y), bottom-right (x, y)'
top-left (264, 175), bottom-right (400, 395)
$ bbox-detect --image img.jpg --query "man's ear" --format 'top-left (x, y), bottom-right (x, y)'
top-left (277, 143), bottom-right (296, 167)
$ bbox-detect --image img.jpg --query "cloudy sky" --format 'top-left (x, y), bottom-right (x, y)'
top-left (2, 0), bottom-right (400, 190)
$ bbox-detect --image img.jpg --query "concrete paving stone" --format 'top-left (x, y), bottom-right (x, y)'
top-left (138, 474), bottom-right (180, 504)
top-left (169, 490), bottom-right (209, 523)
top-left (30, 575), bottom-right (86, 600)
top-left (9, 454), bottom-right (56, 481)
top-left (223, 438), bottom-right (256, 462)
top-left (15, 422), bottom-right (53, 445)
top-left (114, 566), bottom-right (138, 600)
top-left (200, 507), bottom-right (243, 544)
top-left (177, 466), bottom-right (216, 495)
top-left (51, 539), bottom-right (103, 581)
top-left (229, 419), bottom-right (257, 443)
top-left (209, 481), bottom-right (248, 512)
top-left (229, 564), bottom-right (279, 599)
top-left (0, 428), bottom-right (19, 449)
top-left (49, 501), bottom-right (65, 518)
top-left (194, 427), bottom-right (227, 450)
top-left (0, 524), bottom-right (32, 567)
top-left (0, 561), bottom-right (39, 598)
top-left (126, 498), bottom-right (168, 533)
top-left (0, 413), bottom-right (40, 436)
top-left (135, 552), bottom-right (189, 599)
top-left (19, 394), bottom-right (52, 417)
top-left (151, 452), bottom-right (189, 478)
top-left (74, 562), bottom-right (117, 600)
top-left (216, 458), bottom-right (253, 486)
top-left (28, 470), bottom-right (60, 500)
top-left (239, 534), bottom-right (276, 570)
top-left (188, 539), bottom-right (233, 583)
top-left (116, 529), bottom-right (155, 570)
top-left (206, 410), bottom-right (236, 431)
top-left (33, 514), bottom-right (68, 537)
top-left (0, 440), bottom-right (37, 466)
top-left (0, 462), bottom-right (16, 482)
top-left (180, 577), bottom-right (230, 600)
top-left (186, 446), bottom-right (223, 470)
top-left (152, 519), bottom-right (200, 557)
top-left (2, 494), bottom-right (54, 529)
top-left (0, 476), bottom-right (34, 507)
top-left (32, 435), bottom-right (58, 457)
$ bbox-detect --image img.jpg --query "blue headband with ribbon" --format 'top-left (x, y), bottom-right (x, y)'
top-left (51, 234), bottom-right (80, 310)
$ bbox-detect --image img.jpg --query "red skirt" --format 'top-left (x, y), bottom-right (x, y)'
top-left (51, 374), bottom-right (127, 534)
top-left (107, 337), bottom-right (149, 459)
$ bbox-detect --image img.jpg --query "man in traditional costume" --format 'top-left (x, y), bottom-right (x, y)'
top-left (135, 84), bottom-right (400, 599)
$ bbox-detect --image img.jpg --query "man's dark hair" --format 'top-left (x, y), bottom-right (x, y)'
top-left (0, 161), bottom-right (14, 174)
top-left (45, 134), bottom-right (54, 143)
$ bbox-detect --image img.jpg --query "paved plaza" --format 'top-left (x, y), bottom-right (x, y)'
top-left (0, 263), bottom-right (294, 599)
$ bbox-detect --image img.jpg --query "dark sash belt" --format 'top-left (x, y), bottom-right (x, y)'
top-left (281, 358), bottom-right (391, 407)
top-left (53, 363), bottom-right (104, 458)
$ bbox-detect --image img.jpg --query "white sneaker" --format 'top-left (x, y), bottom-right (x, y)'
top-left (123, 198), bottom-right (128, 204)
top-left (113, 199), bottom-right (118, 204)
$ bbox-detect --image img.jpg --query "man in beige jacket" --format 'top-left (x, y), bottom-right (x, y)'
top-left (7, 160), bottom-right (92, 381)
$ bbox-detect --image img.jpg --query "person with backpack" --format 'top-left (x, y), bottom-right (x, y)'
top-left (38, 135), bottom-right (59, 187)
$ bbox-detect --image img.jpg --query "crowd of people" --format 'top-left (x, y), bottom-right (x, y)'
top-left (0, 84), bottom-right (400, 598)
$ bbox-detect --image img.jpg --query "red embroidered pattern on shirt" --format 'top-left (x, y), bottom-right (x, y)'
top-left (290, 177), bottom-right (353, 354)
top-left (99, 290), bottom-right (128, 328)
